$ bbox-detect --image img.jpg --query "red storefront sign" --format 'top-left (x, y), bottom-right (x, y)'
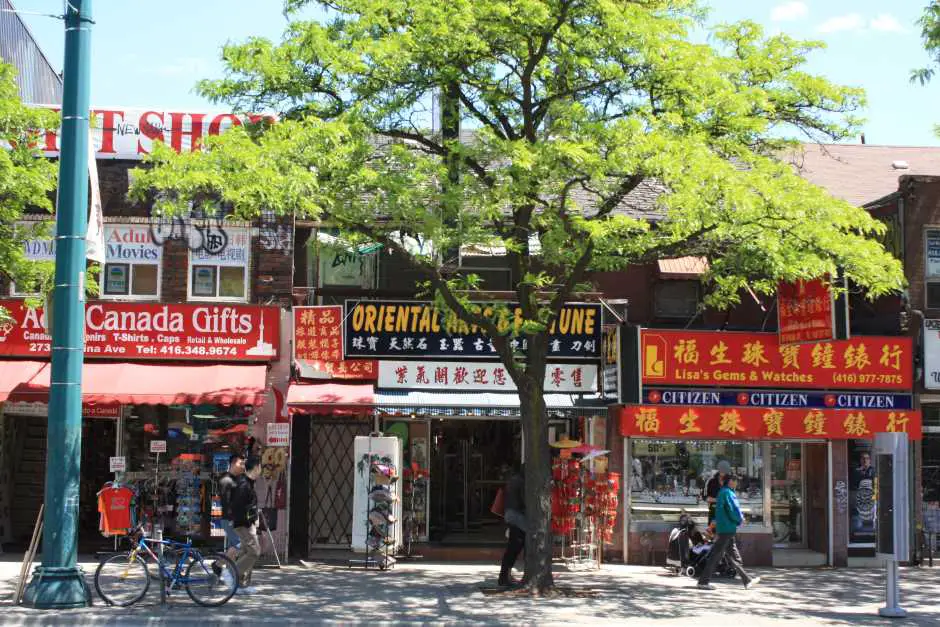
top-left (641, 330), bottom-right (911, 391)
top-left (0, 300), bottom-right (279, 361)
top-left (777, 277), bottom-right (835, 344)
top-left (293, 306), bottom-right (376, 379)
top-left (618, 405), bottom-right (922, 440)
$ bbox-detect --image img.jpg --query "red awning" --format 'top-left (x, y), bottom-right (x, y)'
top-left (0, 361), bottom-right (47, 402)
top-left (2, 361), bottom-right (267, 406)
top-left (286, 382), bottom-right (374, 415)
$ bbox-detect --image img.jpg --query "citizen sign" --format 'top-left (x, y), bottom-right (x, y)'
top-left (643, 388), bottom-right (913, 410)
top-left (0, 300), bottom-right (279, 362)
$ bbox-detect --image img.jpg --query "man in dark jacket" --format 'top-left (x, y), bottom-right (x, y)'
top-left (498, 464), bottom-right (525, 587)
top-left (220, 454), bottom-right (245, 560)
top-left (703, 460), bottom-right (731, 524)
top-left (230, 457), bottom-right (261, 594)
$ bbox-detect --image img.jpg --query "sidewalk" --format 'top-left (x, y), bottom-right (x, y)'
top-left (0, 556), bottom-right (938, 626)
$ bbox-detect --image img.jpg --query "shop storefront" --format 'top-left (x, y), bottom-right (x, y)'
top-left (0, 300), bottom-right (282, 550)
top-left (287, 301), bottom-right (611, 557)
top-left (616, 329), bottom-right (918, 567)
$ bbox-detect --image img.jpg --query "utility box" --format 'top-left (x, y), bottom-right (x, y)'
top-left (873, 432), bottom-right (909, 563)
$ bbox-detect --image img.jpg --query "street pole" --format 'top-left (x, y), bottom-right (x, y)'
top-left (22, 0), bottom-right (93, 610)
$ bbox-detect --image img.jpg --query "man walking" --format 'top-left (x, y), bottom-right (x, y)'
top-left (213, 453), bottom-right (244, 586)
top-left (697, 474), bottom-right (760, 590)
top-left (231, 457), bottom-right (262, 594)
top-left (498, 464), bottom-right (525, 587)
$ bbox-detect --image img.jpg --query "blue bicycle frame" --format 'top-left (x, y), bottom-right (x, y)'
top-left (129, 533), bottom-right (215, 590)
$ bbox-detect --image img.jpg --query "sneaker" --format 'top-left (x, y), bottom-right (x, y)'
top-left (221, 569), bottom-right (236, 588)
top-left (697, 583), bottom-right (716, 590)
top-left (236, 585), bottom-right (258, 595)
top-left (745, 576), bottom-right (761, 590)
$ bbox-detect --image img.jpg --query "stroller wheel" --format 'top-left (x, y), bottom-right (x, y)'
top-left (685, 566), bottom-right (696, 578)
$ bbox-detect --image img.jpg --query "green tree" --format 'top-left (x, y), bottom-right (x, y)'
top-left (130, 0), bottom-right (903, 592)
top-left (0, 62), bottom-right (59, 315)
top-left (913, 2), bottom-right (940, 87)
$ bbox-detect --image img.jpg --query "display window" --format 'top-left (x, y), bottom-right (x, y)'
top-left (629, 439), bottom-right (766, 527)
top-left (100, 224), bottom-right (162, 299)
top-left (121, 404), bottom-right (252, 540)
top-left (188, 226), bottom-right (250, 301)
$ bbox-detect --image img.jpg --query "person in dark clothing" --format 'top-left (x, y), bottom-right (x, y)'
top-left (697, 475), bottom-right (759, 590)
top-left (230, 457), bottom-right (261, 594)
top-left (703, 460), bottom-right (731, 524)
top-left (499, 464), bottom-right (526, 587)
top-left (219, 453), bottom-right (245, 561)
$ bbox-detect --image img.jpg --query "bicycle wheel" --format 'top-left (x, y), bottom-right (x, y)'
top-left (185, 553), bottom-right (238, 607)
top-left (95, 552), bottom-right (150, 607)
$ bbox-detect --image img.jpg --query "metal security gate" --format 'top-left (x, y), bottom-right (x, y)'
top-left (308, 420), bottom-right (371, 551)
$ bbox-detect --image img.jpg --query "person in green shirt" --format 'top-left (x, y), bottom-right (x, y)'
top-left (697, 474), bottom-right (760, 590)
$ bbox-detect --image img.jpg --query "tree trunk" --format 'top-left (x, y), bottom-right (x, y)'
top-left (518, 344), bottom-right (553, 593)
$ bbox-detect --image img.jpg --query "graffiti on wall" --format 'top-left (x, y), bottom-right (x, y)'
top-left (259, 211), bottom-right (292, 256)
top-left (148, 205), bottom-right (229, 254)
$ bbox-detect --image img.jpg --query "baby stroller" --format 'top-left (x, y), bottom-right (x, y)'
top-left (666, 515), bottom-right (737, 579)
top-left (665, 514), bottom-right (697, 577)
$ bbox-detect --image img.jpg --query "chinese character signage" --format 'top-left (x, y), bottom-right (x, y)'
top-left (378, 361), bottom-right (598, 392)
top-left (0, 300), bottom-right (278, 361)
top-left (641, 330), bottom-right (911, 391)
top-left (618, 405), bottom-right (922, 440)
top-left (344, 300), bottom-right (602, 360)
top-left (293, 306), bottom-right (377, 379)
top-left (266, 423), bottom-right (290, 447)
top-left (924, 320), bottom-right (940, 390)
top-left (643, 388), bottom-right (913, 410)
top-left (777, 277), bottom-right (834, 345)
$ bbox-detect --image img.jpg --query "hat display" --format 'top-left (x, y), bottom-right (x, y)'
top-left (550, 436), bottom-right (582, 449)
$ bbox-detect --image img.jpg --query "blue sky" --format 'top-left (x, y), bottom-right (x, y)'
top-left (13, 0), bottom-right (940, 145)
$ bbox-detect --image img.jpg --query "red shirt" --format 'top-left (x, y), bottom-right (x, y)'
top-left (98, 486), bottom-right (134, 535)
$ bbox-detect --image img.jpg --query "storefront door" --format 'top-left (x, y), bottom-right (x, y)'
top-left (770, 442), bottom-right (805, 547)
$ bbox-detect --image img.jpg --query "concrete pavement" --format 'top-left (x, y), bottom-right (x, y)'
top-left (0, 556), bottom-right (938, 625)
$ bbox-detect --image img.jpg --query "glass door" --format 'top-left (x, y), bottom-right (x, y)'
top-left (770, 442), bottom-right (805, 547)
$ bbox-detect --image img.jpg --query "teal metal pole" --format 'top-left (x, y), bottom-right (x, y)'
top-left (23, 0), bottom-right (93, 609)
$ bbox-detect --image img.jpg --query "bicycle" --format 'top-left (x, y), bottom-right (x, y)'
top-left (94, 524), bottom-right (239, 607)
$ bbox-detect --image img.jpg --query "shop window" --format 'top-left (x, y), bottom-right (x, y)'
top-left (653, 281), bottom-right (699, 319)
top-left (100, 224), bottom-right (162, 300)
top-left (926, 228), bottom-right (940, 309)
top-left (629, 439), bottom-right (765, 526)
top-left (188, 226), bottom-right (250, 302)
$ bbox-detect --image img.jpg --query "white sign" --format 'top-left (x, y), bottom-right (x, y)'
top-left (928, 230), bottom-right (940, 278)
top-left (266, 422), bottom-right (290, 447)
top-left (21, 223), bottom-right (163, 265)
top-left (925, 320), bottom-right (940, 390)
top-left (109, 456), bottom-right (126, 473)
top-left (39, 107), bottom-right (274, 161)
top-left (150, 440), bottom-right (167, 454)
top-left (378, 361), bottom-right (598, 392)
top-left (191, 227), bottom-right (250, 267)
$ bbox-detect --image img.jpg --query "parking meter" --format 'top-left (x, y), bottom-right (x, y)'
top-left (873, 432), bottom-right (909, 618)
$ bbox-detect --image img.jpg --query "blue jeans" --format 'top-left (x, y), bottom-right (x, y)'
top-left (221, 518), bottom-right (241, 550)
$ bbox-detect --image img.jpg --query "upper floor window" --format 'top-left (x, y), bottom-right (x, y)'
top-left (101, 223), bottom-right (161, 300)
top-left (926, 228), bottom-right (940, 309)
top-left (654, 280), bottom-right (700, 319)
top-left (189, 225), bottom-right (250, 302)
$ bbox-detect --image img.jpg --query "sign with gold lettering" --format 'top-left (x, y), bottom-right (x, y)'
top-left (641, 330), bottom-right (911, 391)
top-left (294, 306), bottom-right (377, 379)
top-left (344, 300), bottom-right (602, 359)
top-left (777, 277), bottom-right (835, 345)
top-left (618, 405), bottom-right (922, 440)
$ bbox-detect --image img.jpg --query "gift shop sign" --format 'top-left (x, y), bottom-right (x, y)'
top-left (641, 330), bottom-right (911, 391)
top-left (344, 300), bottom-right (602, 359)
top-left (0, 300), bottom-right (279, 361)
top-left (618, 404), bottom-right (922, 440)
top-left (378, 361), bottom-right (598, 392)
top-left (293, 306), bottom-right (377, 380)
top-left (38, 107), bottom-right (275, 160)
top-left (777, 277), bottom-right (835, 345)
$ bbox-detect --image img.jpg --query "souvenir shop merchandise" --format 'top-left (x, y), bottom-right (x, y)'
top-left (98, 482), bottom-right (136, 536)
top-left (350, 435), bottom-right (403, 570)
top-left (402, 462), bottom-right (428, 555)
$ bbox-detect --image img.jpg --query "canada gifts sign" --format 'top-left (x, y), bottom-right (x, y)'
top-left (344, 300), bottom-right (602, 359)
top-left (0, 300), bottom-right (279, 361)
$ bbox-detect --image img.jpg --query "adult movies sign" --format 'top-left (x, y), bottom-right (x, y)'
top-left (0, 300), bottom-right (279, 361)
top-left (641, 329), bottom-right (912, 391)
top-left (344, 300), bottom-right (602, 360)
